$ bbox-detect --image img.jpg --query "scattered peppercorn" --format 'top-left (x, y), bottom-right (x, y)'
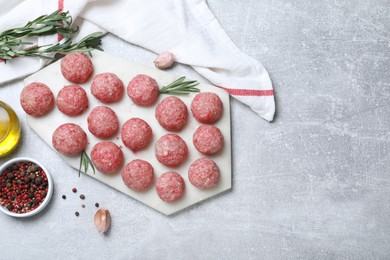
top-left (75, 211), bottom-right (80, 217)
top-left (80, 194), bottom-right (85, 200)
top-left (72, 187), bottom-right (77, 193)
top-left (81, 204), bottom-right (85, 208)
top-left (95, 203), bottom-right (99, 208)
top-left (62, 195), bottom-right (66, 200)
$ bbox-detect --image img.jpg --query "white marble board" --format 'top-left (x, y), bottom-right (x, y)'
top-left (23, 50), bottom-right (231, 215)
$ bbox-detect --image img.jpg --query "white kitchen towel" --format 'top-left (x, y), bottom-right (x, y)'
top-left (0, 0), bottom-right (275, 121)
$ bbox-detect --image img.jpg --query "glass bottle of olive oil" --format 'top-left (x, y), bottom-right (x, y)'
top-left (0, 101), bottom-right (21, 157)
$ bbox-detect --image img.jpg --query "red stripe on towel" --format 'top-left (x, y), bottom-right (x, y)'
top-left (57, 0), bottom-right (65, 42)
top-left (218, 86), bottom-right (274, 96)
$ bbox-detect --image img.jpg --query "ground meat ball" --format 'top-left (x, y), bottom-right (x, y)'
top-left (155, 96), bottom-right (188, 131)
top-left (188, 158), bottom-right (220, 190)
top-left (56, 85), bottom-right (89, 116)
top-left (90, 142), bottom-right (123, 174)
top-left (52, 123), bottom-right (87, 156)
top-left (20, 82), bottom-right (55, 116)
top-left (121, 159), bottom-right (154, 191)
top-left (193, 125), bottom-right (224, 155)
top-left (127, 74), bottom-right (159, 106)
top-left (155, 134), bottom-right (188, 167)
top-left (191, 92), bottom-right (223, 124)
top-left (60, 52), bottom-right (93, 83)
top-left (156, 171), bottom-right (185, 202)
top-left (121, 118), bottom-right (152, 151)
top-left (91, 73), bottom-right (124, 103)
top-left (87, 106), bottom-right (119, 138)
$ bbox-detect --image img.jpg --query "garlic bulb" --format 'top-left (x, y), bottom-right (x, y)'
top-left (94, 208), bottom-right (111, 234)
top-left (154, 52), bottom-right (175, 69)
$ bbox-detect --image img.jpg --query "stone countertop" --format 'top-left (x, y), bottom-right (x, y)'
top-left (0, 1), bottom-right (389, 259)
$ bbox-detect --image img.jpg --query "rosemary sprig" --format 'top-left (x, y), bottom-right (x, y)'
top-left (0, 10), bottom-right (76, 40)
top-left (78, 150), bottom-right (95, 177)
top-left (159, 76), bottom-right (200, 95)
top-left (4, 32), bottom-right (104, 60)
top-left (0, 10), bottom-right (104, 61)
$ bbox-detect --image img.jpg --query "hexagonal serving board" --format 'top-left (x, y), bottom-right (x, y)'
top-left (24, 50), bottom-right (231, 215)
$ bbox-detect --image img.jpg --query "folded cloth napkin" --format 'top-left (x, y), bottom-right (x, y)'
top-left (0, 0), bottom-right (275, 121)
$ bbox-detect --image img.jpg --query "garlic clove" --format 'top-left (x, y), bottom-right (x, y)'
top-left (94, 208), bottom-right (111, 234)
top-left (154, 52), bottom-right (175, 69)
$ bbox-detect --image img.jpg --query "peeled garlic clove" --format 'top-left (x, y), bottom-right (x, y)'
top-left (94, 208), bottom-right (111, 234)
top-left (154, 52), bottom-right (175, 69)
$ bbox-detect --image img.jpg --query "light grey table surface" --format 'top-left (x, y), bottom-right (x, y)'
top-left (1, 1), bottom-right (389, 259)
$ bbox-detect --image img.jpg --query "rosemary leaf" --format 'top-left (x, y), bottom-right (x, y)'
top-left (78, 150), bottom-right (95, 177)
top-left (78, 152), bottom-right (84, 178)
top-left (159, 76), bottom-right (200, 95)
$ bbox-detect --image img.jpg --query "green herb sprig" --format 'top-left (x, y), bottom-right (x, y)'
top-left (159, 76), bottom-right (200, 95)
top-left (0, 10), bottom-right (76, 40)
top-left (0, 10), bottom-right (103, 61)
top-left (78, 150), bottom-right (95, 177)
top-left (7, 32), bottom-right (104, 60)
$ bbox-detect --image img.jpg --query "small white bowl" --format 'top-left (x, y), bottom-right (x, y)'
top-left (0, 157), bottom-right (53, 218)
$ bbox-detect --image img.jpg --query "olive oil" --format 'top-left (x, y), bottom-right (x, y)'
top-left (0, 101), bottom-right (21, 157)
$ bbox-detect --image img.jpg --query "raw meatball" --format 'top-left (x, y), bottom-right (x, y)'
top-left (20, 82), bottom-right (54, 116)
top-left (127, 74), bottom-right (159, 106)
top-left (87, 106), bottom-right (119, 138)
top-left (121, 118), bottom-right (152, 151)
top-left (60, 52), bottom-right (93, 83)
top-left (52, 123), bottom-right (87, 156)
top-left (56, 85), bottom-right (88, 116)
top-left (156, 171), bottom-right (185, 202)
top-left (155, 96), bottom-right (188, 131)
top-left (188, 158), bottom-right (220, 190)
top-left (191, 92), bottom-right (223, 124)
top-left (121, 159), bottom-right (154, 191)
top-left (193, 125), bottom-right (224, 155)
top-left (90, 142), bottom-right (123, 174)
top-left (91, 73), bottom-right (124, 103)
top-left (155, 134), bottom-right (188, 167)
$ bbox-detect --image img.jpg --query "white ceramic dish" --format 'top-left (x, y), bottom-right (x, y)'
top-left (0, 157), bottom-right (53, 218)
